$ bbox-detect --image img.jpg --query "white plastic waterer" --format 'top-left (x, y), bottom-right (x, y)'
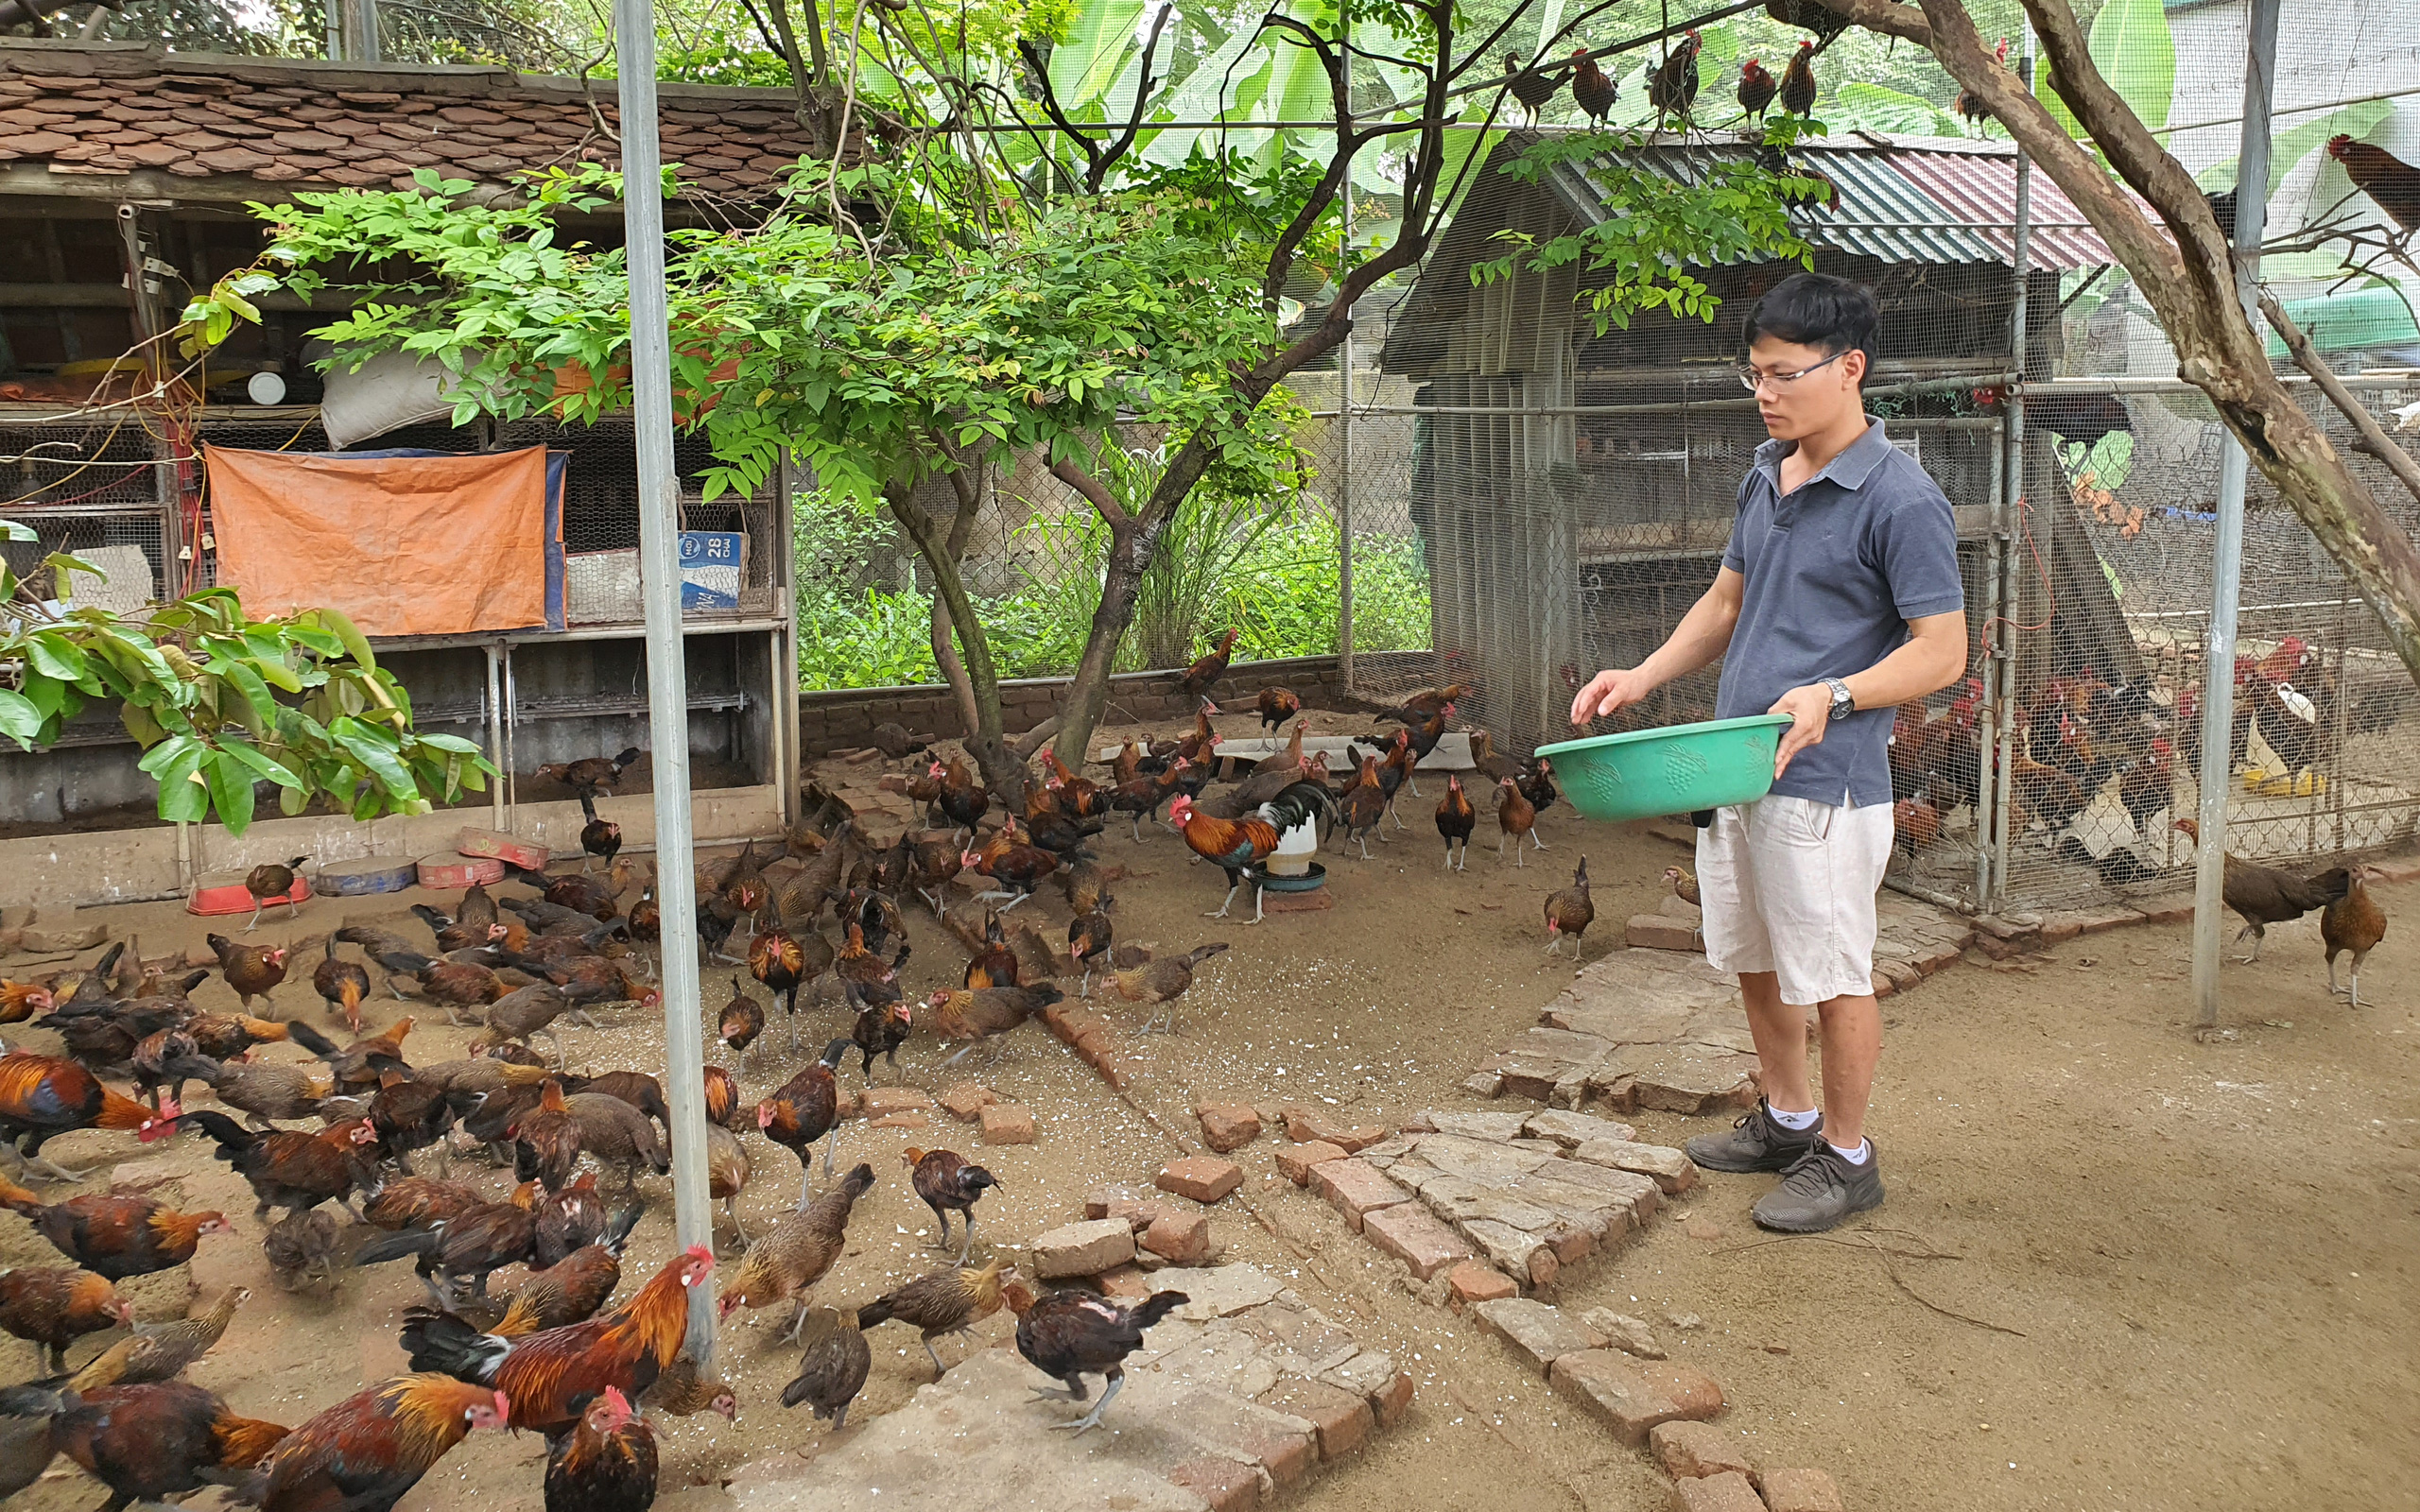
top-left (1266, 814), bottom-right (1321, 878)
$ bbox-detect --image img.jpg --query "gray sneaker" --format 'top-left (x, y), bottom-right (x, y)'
top-left (1751, 1142), bottom-right (1885, 1233)
top-left (1685, 1099), bottom-right (1824, 1174)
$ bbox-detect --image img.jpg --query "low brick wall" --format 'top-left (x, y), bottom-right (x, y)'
top-left (797, 652), bottom-right (1428, 756)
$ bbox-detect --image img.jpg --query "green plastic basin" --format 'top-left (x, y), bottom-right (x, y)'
top-left (1533, 713), bottom-right (1794, 822)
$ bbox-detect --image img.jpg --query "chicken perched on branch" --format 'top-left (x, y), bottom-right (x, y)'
top-left (401, 1245), bottom-right (713, 1435)
top-left (2171, 820), bottom-right (2351, 961)
top-left (1571, 49), bottom-right (1617, 127)
top-left (1737, 58), bottom-right (1777, 122)
top-left (2328, 134), bottom-right (2420, 232)
top-left (1779, 38), bottom-right (1817, 115)
top-left (857, 1257), bottom-right (1013, 1378)
top-left (1954, 37), bottom-right (2010, 124)
top-left (246, 1373), bottom-right (504, 1512)
top-left (1645, 27), bottom-right (1702, 125)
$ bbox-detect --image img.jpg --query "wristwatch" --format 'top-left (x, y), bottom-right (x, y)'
top-left (1821, 678), bottom-right (1856, 722)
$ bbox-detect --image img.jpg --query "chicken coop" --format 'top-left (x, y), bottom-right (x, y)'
top-left (1365, 128), bottom-right (2420, 916)
top-left (0, 42), bottom-right (815, 905)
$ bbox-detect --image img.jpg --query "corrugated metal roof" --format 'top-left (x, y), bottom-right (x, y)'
top-left (1546, 133), bottom-right (2116, 271)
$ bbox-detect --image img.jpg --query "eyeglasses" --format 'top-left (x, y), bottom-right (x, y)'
top-left (1736, 351), bottom-right (1846, 392)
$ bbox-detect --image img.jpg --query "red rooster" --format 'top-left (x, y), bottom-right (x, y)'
top-left (401, 1244), bottom-right (715, 1435)
top-left (1780, 38), bottom-right (1817, 115)
top-left (1572, 48), bottom-right (1618, 126)
top-left (51, 1380), bottom-right (289, 1509)
top-left (0, 1050), bottom-right (178, 1181)
top-left (248, 1373), bottom-right (507, 1512)
top-left (544, 1384), bottom-right (656, 1512)
top-left (0, 1170), bottom-right (233, 1279)
top-left (1737, 59), bottom-right (1776, 122)
top-left (1178, 627), bottom-right (1240, 699)
top-left (1168, 780), bottom-right (1331, 922)
top-left (2328, 134), bottom-right (2420, 232)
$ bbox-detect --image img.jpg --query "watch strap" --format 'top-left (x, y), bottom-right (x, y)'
top-left (1822, 677), bottom-right (1854, 717)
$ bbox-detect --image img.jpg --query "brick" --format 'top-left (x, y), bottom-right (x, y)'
top-left (979, 1103), bottom-right (1034, 1144)
top-left (1474, 1297), bottom-right (1603, 1375)
top-left (1308, 1159), bottom-right (1408, 1229)
top-left (1371, 1368), bottom-right (1414, 1427)
top-left (1572, 1139), bottom-right (1700, 1194)
top-left (1635, 1360), bottom-right (1725, 1419)
top-left (1869, 971), bottom-right (1895, 1000)
top-left (1361, 1201), bottom-right (1472, 1280)
top-left (1550, 1350), bottom-right (1715, 1445)
top-left (1581, 1309), bottom-right (1666, 1360)
top-left (2040, 918), bottom-right (2083, 945)
top-left (1760, 1469), bottom-right (1845, 1512)
top-left (859, 1087), bottom-right (933, 1118)
top-left (1625, 915), bottom-right (1703, 952)
top-left (1877, 958), bottom-right (1921, 990)
top-left (1523, 1109), bottom-right (1637, 1147)
top-left (1260, 1378), bottom-right (1373, 1460)
top-left (1083, 1187), bottom-right (1150, 1221)
top-left (1197, 1102), bottom-right (1262, 1153)
top-left (1156, 1156), bottom-right (1243, 1204)
top-left (1281, 1104), bottom-right (1386, 1152)
top-left (1651, 1420), bottom-right (1755, 1481)
top-left (1097, 1263), bottom-right (1153, 1301)
top-left (1671, 1471), bottom-right (1765, 1512)
top-left (1275, 1140), bottom-right (1348, 1184)
top-left (1141, 1209), bottom-right (1213, 1264)
top-left (937, 1082), bottom-right (996, 1121)
top-left (1040, 1002), bottom-right (1096, 1044)
top-left (869, 1111), bottom-right (929, 1129)
top-left (1461, 1071), bottom-right (1506, 1098)
top-left (1177, 1389), bottom-right (1316, 1487)
top-left (1528, 1245), bottom-right (1560, 1290)
top-left (1028, 1217), bottom-right (1135, 1278)
top-left (1167, 1457), bottom-right (1259, 1512)
top-left (1448, 1261), bottom-right (1519, 1307)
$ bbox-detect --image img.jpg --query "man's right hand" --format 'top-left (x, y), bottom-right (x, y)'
top-left (1568, 667), bottom-right (1655, 727)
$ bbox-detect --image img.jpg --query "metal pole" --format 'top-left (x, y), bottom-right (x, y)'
top-left (1337, 173), bottom-right (1356, 690)
top-left (1987, 29), bottom-right (2035, 915)
top-left (612, 0), bottom-right (717, 1357)
top-left (485, 643), bottom-right (505, 830)
top-left (2191, 0), bottom-right (2279, 1032)
top-left (348, 0), bottom-right (381, 62)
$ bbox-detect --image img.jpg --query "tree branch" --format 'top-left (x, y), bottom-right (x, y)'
top-left (1051, 456), bottom-right (1131, 527)
top-left (2261, 291), bottom-right (2420, 507)
top-left (1811, 0), bottom-right (1930, 44)
top-left (1085, 1), bottom-right (1175, 194)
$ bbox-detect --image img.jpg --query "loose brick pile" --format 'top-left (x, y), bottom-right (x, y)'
top-left (0, 43), bottom-right (820, 197)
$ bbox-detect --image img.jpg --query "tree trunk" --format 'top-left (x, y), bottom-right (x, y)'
top-left (887, 482), bottom-right (1027, 809)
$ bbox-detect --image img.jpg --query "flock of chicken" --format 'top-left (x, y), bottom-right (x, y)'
top-left (0, 654), bottom-right (1608, 1511)
top-left (1499, 7), bottom-right (1837, 132)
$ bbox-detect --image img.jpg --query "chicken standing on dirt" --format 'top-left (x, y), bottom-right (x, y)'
top-left (2171, 820), bottom-right (2350, 961)
top-left (512, 1078), bottom-right (583, 1194)
top-left (68, 1284), bottom-right (249, 1389)
top-left (1104, 942), bottom-right (1228, 1035)
top-left (545, 1384), bottom-right (656, 1512)
top-left (852, 998), bottom-right (912, 1083)
top-left (0, 1050), bottom-right (175, 1181)
top-left (264, 1209), bottom-right (341, 1293)
top-left (720, 979), bottom-right (766, 1069)
top-left (209, 933), bottom-right (292, 1012)
top-left (313, 936), bottom-right (371, 1033)
top-left (641, 1351), bottom-right (739, 1421)
top-left (0, 1265), bottom-right (132, 1370)
top-left (1544, 857), bottom-right (1596, 959)
top-left (1335, 755), bottom-right (1390, 859)
top-left (50, 1379), bottom-right (288, 1509)
top-left (0, 1171), bottom-right (233, 1280)
top-left (248, 1372), bottom-right (506, 1512)
top-left (781, 1306), bottom-right (872, 1430)
top-left (562, 1089), bottom-right (671, 1193)
top-left (2321, 864), bottom-right (2388, 1007)
top-left (245, 856), bottom-right (308, 931)
top-left (759, 1040), bottom-right (852, 1201)
top-left (718, 1162), bottom-right (877, 1342)
top-left (1011, 1283), bottom-right (1190, 1435)
top-left (355, 1184), bottom-right (543, 1303)
top-left (1169, 781), bottom-right (1331, 923)
top-left (1068, 908), bottom-right (1114, 996)
top-left (905, 1145), bottom-right (1000, 1264)
top-left (154, 1109), bottom-right (381, 1222)
top-left (1664, 866), bottom-right (1700, 906)
top-left (1436, 773), bottom-right (1477, 870)
top-left (1495, 776), bottom-right (1541, 864)
top-left (856, 1257), bottom-right (1013, 1378)
top-left (924, 981), bottom-right (1063, 1065)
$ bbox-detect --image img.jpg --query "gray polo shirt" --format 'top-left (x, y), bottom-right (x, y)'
top-left (1714, 417), bottom-right (1963, 807)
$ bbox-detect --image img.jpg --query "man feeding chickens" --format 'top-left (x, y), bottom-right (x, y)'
top-left (1567, 273), bottom-right (1966, 1233)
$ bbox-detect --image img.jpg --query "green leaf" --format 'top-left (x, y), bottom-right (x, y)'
top-left (25, 633), bottom-right (89, 684)
top-left (216, 739), bottom-right (304, 790)
top-left (0, 688), bottom-right (41, 748)
top-left (413, 731), bottom-right (487, 756)
top-left (153, 742), bottom-right (210, 822)
top-left (330, 717), bottom-right (419, 797)
top-left (219, 658), bottom-right (277, 730)
top-left (138, 731), bottom-right (202, 776)
top-left (204, 748), bottom-right (257, 834)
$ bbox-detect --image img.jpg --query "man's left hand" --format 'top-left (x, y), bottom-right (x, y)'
top-left (1768, 683), bottom-right (1833, 779)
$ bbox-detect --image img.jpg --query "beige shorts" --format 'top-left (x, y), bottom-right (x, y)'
top-left (1695, 793), bottom-right (1894, 1006)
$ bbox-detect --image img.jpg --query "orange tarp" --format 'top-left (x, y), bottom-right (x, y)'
top-left (204, 445), bottom-right (550, 637)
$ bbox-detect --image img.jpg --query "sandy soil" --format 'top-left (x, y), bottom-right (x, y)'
top-left (6, 708), bottom-right (2416, 1512)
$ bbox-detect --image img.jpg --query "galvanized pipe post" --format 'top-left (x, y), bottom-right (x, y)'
top-left (1986, 32), bottom-right (2034, 913)
top-left (2191, 0), bottom-right (2280, 1031)
top-left (1336, 150), bottom-right (1356, 688)
top-left (611, 0), bottom-right (718, 1357)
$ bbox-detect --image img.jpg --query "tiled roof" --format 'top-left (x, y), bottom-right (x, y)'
top-left (0, 41), bottom-right (821, 199)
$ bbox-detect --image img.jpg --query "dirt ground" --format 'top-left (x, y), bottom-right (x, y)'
top-left (6, 706), bottom-right (2417, 1511)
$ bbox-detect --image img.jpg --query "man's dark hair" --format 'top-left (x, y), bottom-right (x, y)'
top-left (1743, 272), bottom-right (1880, 383)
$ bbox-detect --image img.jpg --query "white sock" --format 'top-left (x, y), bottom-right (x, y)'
top-left (1828, 1138), bottom-right (1871, 1164)
top-left (1768, 1104), bottom-right (1821, 1131)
